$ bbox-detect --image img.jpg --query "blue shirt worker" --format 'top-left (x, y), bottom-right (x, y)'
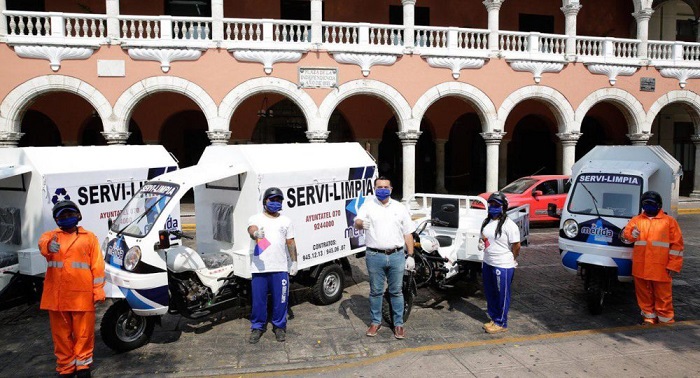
top-left (480, 192), bottom-right (521, 334)
top-left (354, 176), bottom-right (415, 339)
top-left (247, 187), bottom-right (298, 344)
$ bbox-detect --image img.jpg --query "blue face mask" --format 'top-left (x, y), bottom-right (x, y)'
top-left (642, 203), bottom-right (659, 216)
top-left (265, 201), bottom-right (283, 213)
top-left (56, 216), bottom-right (79, 230)
top-left (487, 206), bottom-right (502, 218)
top-left (375, 188), bottom-right (391, 201)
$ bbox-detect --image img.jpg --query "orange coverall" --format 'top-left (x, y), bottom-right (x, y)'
top-left (39, 226), bottom-right (105, 375)
top-left (622, 210), bottom-right (683, 324)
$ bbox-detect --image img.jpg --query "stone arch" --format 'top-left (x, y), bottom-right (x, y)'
top-left (412, 82), bottom-right (498, 133)
top-left (113, 76), bottom-right (219, 132)
top-left (318, 79), bottom-right (413, 132)
top-left (575, 88), bottom-right (646, 134)
top-left (219, 77), bottom-right (318, 132)
top-left (497, 86), bottom-right (575, 133)
top-left (646, 90), bottom-right (700, 133)
top-left (0, 75), bottom-right (112, 133)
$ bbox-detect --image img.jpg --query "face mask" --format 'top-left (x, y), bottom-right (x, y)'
top-left (56, 216), bottom-right (79, 230)
top-left (265, 201), bottom-right (283, 213)
top-left (375, 188), bottom-right (391, 201)
top-left (488, 206), bottom-right (502, 218)
top-left (642, 203), bottom-right (659, 216)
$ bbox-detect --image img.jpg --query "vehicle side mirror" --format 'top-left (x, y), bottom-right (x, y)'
top-left (533, 190), bottom-right (543, 198)
top-left (441, 203), bottom-right (457, 213)
top-left (157, 230), bottom-right (171, 250)
top-left (547, 203), bottom-right (560, 219)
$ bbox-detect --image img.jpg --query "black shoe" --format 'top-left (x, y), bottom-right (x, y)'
top-left (249, 329), bottom-right (264, 344)
top-left (274, 328), bottom-right (286, 342)
top-left (76, 368), bottom-right (91, 378)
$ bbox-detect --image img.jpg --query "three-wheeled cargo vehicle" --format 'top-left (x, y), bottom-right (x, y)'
top-left (101, 143), bottom-right (377, 351)
top-left (0, 146), bottom-right (178, 307)
top-left (548, 146), bottom-right (682, 314)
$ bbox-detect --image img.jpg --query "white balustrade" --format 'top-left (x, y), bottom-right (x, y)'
top-left (119, 16), bottom-right (160, 39)
top-left (612, 39), bottom-right (638, 59)
top-left (415, 26), bottom-right (448, 48)
top-left (538, 34), bottom-right (566, 55)
top-left (648, 41), bottom-right (675, 60)
top-left (499, 31), bottom-right (529, 52)
top-left (684, 43), bottom-right (700, 62)
top-left (172, 17), bottom-right (211, 40)
top-left (368, 24), bottom-right (403, 46)
top-left (576, 36), bottom-right (604, 57)
top-left (223, 19), bottom-right (263, 41)
top-left (458, 28), bottom-right (489, 50)
top-left (271, 20), bottom-right (311, 43)
top-left (322, 22), bottom-right (359, 44)
top-left (64, 14), bottom-right (106, 38)
top-left (5, 11), bottom-right (51, 36)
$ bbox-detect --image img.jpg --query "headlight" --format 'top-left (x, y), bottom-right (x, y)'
top-left (101, 237), bottom-right (109, 257)
top-left (562, 219), bottom-right (579, 238)
top-left (123, 246), bottom-right (141, 271)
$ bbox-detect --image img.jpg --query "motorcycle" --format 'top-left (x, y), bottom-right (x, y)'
top-left (381, 218), bottom-right (481, 326)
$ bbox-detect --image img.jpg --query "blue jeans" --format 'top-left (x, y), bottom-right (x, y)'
top-left (366, 249), bottom-right (405, 327)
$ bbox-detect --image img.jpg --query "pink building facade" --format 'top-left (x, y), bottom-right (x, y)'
top-left (1, 0), bottom-right (700, 198)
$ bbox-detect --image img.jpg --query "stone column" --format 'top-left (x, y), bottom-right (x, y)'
top-left (633, 8), bottom-right (654, 60)
top-left (397, 130), bottom-right (421, 201)
top-left (557, 132), bottom-right (581, 175)
top-left (435, 139), bottom-right (448, 193)
top-left (483, 0), bottom-right (505, 55)
top-left (310, 0), bottom-right (323, 45)
top-left (0, 0), bottom-right (7, 38)
top-left (205, 130), bottom-right (230, 145)
top-left (106, 0), bottom-right (121, 42)
top-left (402, 0), bottom-right (416, 51)
top-left (690, 135), bottom-right (700, 198)
top-left (627, 132), bottom-right (652, 146)
top-left (211, 0), bottom-right (224, 42)
top-left (561, 2), bottom-right (582, 61)
top-left (306, 130), bottom-right (330, 143)
top-left (0, 131), bottom-right (23, 148)
top-left (480, 131), bottom-right (505, 192)
top-left (102, 131), bottom-right (131, 145)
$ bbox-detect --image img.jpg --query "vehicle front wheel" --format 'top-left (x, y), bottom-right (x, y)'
top-left (100, 300), bottom-right (156, 352)
top-left (311, 264), bottom-right (345, 305)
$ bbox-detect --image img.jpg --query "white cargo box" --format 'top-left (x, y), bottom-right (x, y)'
top-left (0, 146), bottom-right (179, 281)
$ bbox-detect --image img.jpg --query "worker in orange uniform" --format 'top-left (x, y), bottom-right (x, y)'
top-left (622, 191), bottom-right (683, 325)
top-left (39, 200), bottom-right (105, 377)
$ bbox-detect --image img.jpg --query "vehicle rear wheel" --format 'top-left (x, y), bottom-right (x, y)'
top-left (100, 300), bottom-right (156, 352)
top-left (311, 264), bottom-right (345, 305)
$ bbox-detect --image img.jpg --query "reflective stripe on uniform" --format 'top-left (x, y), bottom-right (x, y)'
top-left (640, 310), bottom-right (657, 319)
top-left (651, 241), bottom-right (670, 248)
top-left (635, 241), bottom-right (648, 246)
top-left (669, 250), bottom-right (683, 256)
top-left (47, 261), bottom-right (64, 268)
top-left (71, 262), bottom-right (90, 270)
top-left (658, 315), bottom-right (673, 323)
top-left (76, 357), bottom-right (93, 366)
top-left (93, 277), bottom-right (105, 284)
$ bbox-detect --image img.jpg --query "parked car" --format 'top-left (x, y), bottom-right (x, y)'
top-left (478, 175), bottom-right (570, 222)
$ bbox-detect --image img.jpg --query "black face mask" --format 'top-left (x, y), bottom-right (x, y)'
top-left (642, 202), bottom-right (660, 216)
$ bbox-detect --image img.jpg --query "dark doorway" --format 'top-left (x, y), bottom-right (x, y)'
top-left (508, 115), bottom-right (556, 182)
top-left (379, 119), bottom-right (402, 198)
top-left (576, 116), bottom-right (607, 160)
top-left (389, 5), bottom-right (430, 26)
top-left (160, 110), bottom-right (209, 168)
top-left (327, 110), bottom-right (354, 143)
top-left (281, 0), bottom-right (314, 20)
top-left (252, 99), bottom-right (308, 144)
top-left (519, 14), bottom-right (554, 33)
top-left (416, 122), bottom-right (436, 194)
top-left (674, 122), bottom-right (695, 195)
top-left (18, 110), bottom-right (61, 147)
top-left (165, 0), bottom-right (211, 17)
top-left (445, 113), bottom-right (486, 194)
top-left (6, 0), bottom-right (44, 11)
top-left (80, 118), bottom-right (144, 146)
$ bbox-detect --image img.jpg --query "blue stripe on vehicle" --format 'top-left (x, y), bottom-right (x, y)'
top-left (612, 257), bottom-right (632, 277)
top-left (561, 251), bottom-right (581, 270)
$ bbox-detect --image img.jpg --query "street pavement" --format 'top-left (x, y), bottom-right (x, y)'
top-left (1, 208), bottom-right (699, 377)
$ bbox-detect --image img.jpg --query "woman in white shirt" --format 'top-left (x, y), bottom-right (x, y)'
top-left (480, 192), bottom-right (521, 334)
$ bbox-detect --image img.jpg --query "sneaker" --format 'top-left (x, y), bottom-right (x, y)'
top-left (393, 326), bottom-right (405, 339)
top-left (484, 323), bottom-right (508, 334)
top-left (482, 320), bottom-right (494, 330)
top-left (274, 328), bottom-right (286, 342)
top-left (249, 329), bottom-right (264, 344)
top-left (366, 324), bottom-right (381, 337)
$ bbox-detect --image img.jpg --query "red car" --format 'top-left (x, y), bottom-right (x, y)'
top-left (478, 175), bottom-right (571, 222)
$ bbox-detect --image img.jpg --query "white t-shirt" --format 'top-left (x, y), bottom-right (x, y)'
top-left (482, 217), bottom-right (521, 269)
top-left (355, 197), bottom-right (414, 250)
top-left (247, 213), bottom-right (295, 273)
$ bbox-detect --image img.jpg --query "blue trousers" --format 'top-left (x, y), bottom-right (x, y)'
top-left (250, 272), bottom-right (289, 331)
top-left (482, 262), bottom-right (515, 328)
top-left (366, 249), bottom-right (405, 327)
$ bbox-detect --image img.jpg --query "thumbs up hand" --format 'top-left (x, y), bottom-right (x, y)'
top-left (48, 235), bottom-right (60, 253)
top-left (253, 227), bottom-right (265, 239)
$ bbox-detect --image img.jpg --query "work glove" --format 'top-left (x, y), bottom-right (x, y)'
top-left (477, 238), bottom-right (485, 252)
top-left (631, 226), bottom-right (640, 239)
top-left (362, 219), bottom-right (371, 230)
top-left (48, 235), bottom-right (60, 253)
top-left (253, 227), bottom-right (265, 239)
top-left (405, 256), bottom-right (415, 271)
top-left (290, 261), bottom-right (298, 276)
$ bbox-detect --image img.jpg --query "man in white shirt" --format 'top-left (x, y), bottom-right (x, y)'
top-left (354, 177), bottom-right (415, 339)
top-left (247, 187), bottom-right (298, 344)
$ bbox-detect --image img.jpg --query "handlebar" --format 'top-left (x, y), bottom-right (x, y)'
top-left (415, 218), bottom-right (449, 234)
top-left (170, 230), bottom-right (193, 240)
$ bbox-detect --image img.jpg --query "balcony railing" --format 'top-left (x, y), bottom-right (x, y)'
top-left (4, 10), bottom-right (700, 69)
